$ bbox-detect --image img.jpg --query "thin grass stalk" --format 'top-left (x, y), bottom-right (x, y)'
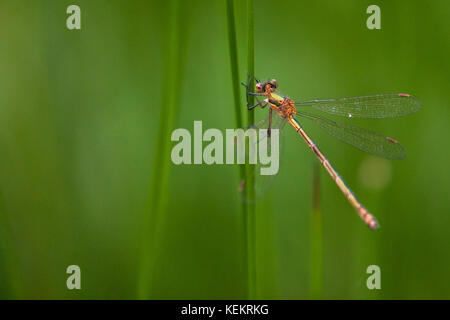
top-left (310, 161), bottom-right (323, 299)
top-left (138, 0), bottom-right (185, 299)
top-left (225, 0), bottom-right (249, 298)
top-left (246, 0), bottom-right (257, 299)
top-left (225, 0), bottom-right (244, 130)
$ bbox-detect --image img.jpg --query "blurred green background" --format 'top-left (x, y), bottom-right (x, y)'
top-left (0, 0), bottom-right (449, 299)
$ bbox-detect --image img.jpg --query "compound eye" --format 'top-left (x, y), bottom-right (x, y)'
top-left (255, 83), bottom-right (262, 92)
top-left (270, 79), bottom-right (278, 89)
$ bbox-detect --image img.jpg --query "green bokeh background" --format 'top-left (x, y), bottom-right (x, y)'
top-left (0, 0), bottom-right (449, 299)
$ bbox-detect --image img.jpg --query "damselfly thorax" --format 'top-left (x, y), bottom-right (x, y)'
top-left (258, 80), bottom-right (297, 118)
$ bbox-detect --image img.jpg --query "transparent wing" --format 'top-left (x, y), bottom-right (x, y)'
top-left (249, 112), bottom-right (287, 142)
top-left (297, 110), bottom-right (407, 160)
top-left (239, 113), bottom-right (287, 203)
top-left (296, 94), bottom-right (421, 118)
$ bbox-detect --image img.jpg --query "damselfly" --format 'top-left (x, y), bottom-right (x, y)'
top-left (243, 76), bottom-right (421, 230)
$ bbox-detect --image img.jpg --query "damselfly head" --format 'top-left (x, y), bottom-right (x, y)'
top-left (255, 79), bottom-right (278, 93)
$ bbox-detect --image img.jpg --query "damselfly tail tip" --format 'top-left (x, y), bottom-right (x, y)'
top-left (361, 207), bottom-right (379, 230)
top-left (368, 218), bottom-right (379, 230)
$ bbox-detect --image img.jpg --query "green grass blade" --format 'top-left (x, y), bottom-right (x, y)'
top-left (225, 0), bottom-right (244, 129)
top-left (225, 0), bottom-right (250, 299)
top-left (138, 0), bottom-right (186, 299)
top-left (246, 0), bottom-right (257, 299)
